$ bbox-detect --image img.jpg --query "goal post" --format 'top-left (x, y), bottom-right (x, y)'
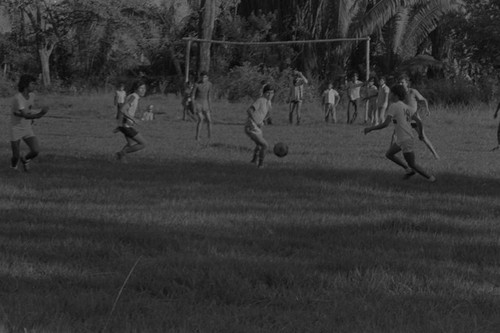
top-left (182, 36), bottom-right (371, 83)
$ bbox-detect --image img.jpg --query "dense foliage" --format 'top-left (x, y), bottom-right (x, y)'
top-left (0, 0), bottom-right (498, 104)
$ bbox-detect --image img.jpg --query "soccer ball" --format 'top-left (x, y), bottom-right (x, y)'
top-left (273, 142), bottom-right (288, 158)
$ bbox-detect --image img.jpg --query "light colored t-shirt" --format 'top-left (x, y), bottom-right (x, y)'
top-left (121, 93), bottom-right (140, 127)
top-left (347, 80), bottom-right (362, 100)
top-left (377, 84), bottom-right (390, 108)
top-left (290, 78), bottom-right (306, 101)
top-left (115, 90), bottom-right (126, 104)
top-left (11, 92), bottom-right (35, 129)
top-left (323, 89), bottom-right (339, 104)
top-left (386, 101), bottom-right (415, 144)
top-left (247, 97), bottom-right (271, 127)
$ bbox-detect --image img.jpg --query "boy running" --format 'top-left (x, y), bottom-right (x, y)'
top-left (10, 74), bottom-right (49, 172)
top-left (114, 80), bottom-right (147, 161)
top-left (192, 71), bottom-right (213, 140)
top-left (245, 84), bottom-right (274, 168)
top-left (364, 84), bottom-right (436, 182)
top-left (322, 83), bottom-right (340, 123)
top-left (398, 75), bottom-right (439, 159)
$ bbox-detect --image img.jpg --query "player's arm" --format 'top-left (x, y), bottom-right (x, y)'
top-left (334, 92), bottom-right (340, 106)
top-left (298, 72), bottom-right (308, 85)
top-left (13, 104), bottom-right (48, 119)
top-left (413, 89), bottom-right (430, 116)
top-left (246, 105), bottom-right (256, 122)
top-left (113, 93), bottom-right (118, 106)
top-left (494, 102), bottom-right (500, 118)
top-left (411, 113), bottom-right (424, 139)
top-left (364, 115), bottom-right (392, 134)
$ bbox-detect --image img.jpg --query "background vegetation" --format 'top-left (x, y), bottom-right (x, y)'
top-left (1, 0), bottom-right (500, 104)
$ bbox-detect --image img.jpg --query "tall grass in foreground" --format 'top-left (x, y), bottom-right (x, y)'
top-left (0, 93), bottom-right (499, 332)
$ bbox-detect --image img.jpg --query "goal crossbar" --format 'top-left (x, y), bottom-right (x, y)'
top-left (183, 37), bottom-right (371, 82)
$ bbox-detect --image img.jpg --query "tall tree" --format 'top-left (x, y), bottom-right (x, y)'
top-left (198, 0), bottom-right (216, 74)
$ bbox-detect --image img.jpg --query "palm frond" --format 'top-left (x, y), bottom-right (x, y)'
top-left (399, 0), bottom-right (460, 58)
top-left (392, 7), bottom-right (410, 53)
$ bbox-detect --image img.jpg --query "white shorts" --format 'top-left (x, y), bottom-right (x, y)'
top-left (10, 125), bottom-right (35, 141)
top-left (397, 139), bottom-right (414, 153)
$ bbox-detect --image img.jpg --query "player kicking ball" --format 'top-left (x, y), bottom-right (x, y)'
top-left (245, 84), bottom-right (274, 168)
top-left (364, 85), bottom-right (436, 182)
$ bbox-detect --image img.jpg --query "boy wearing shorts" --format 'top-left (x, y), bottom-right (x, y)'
top-left (245, 84), bottom-right (274, 168)
top-left (364, 85), bottom-right (436, 182)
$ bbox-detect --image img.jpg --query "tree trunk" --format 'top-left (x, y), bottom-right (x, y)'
top-left (198, 0), bottom-right (216, 75)
top-left (39, 47), bottom-right (52, 86)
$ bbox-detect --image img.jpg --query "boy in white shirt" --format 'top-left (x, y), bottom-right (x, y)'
top-left (322, 83), bottom-right (340, 123)
top-left (245, 84), bottom-right (274, 168)
top-left (10, 74), bottom-right (49, 172)
top-left (364, 84), bottom-right (436, 182)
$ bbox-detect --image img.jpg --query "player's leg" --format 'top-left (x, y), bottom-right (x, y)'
top-left (364, 100), bottom-right (369, 123)
top-left (124, 133), bottom-right (146, 154)
top-left (289, 102), bottom-right (294, 124)
top-left (495, 120), bottom-right (500, 150)
top-left (402, 152), bottom-right (435, 181)
top-left (346, 99), bottom-right (352, 124)
top-left (20, 136), bottom-right (40, 172)
top-left (195, 108), bottom-right (203, 141)
top-left (324, 104), bottom-right (329, 122)
top-left (385, 142), bottom-right (408, 170)
top-left (351, 98), bottom-right (359, 124)
top-left (332, 105), bottom-right (337, 123)
top-left (296, 101), bottom-right (302, 125)
top-left (204, 110), bottom-right (212, 139)
top-left (10, 140), bottom-right (21, 169)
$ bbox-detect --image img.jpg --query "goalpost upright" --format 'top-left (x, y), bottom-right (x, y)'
top-left (182, 36), bottom-right (371, 83)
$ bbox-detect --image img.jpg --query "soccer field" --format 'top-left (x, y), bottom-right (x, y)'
top-left (0, 93), bottom-right (499, 332)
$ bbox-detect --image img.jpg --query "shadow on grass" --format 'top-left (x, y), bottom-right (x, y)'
top-left (1, 154), bottom-right (500, 332)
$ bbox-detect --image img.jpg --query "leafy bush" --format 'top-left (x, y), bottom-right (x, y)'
top-left (417, 77), bottom-right (495, 105)
top-left (216, 62), bottom-right (320, 104)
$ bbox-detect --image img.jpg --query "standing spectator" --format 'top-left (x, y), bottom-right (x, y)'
top-left (322, 82), bottom-right (340, 123)
top-left (288, 69), bottom-right (308, 125)
top-left (192, 71), bottom-right (213, 141)
top-left (375, 77), bottom-right (390, 125)
top-left (363, 77), bottom-right (378, 124)
top-left (346, 72), bottom-right (364, 124)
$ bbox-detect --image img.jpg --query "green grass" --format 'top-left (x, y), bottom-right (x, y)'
top-left (0, 93), bottom-right (499, 333)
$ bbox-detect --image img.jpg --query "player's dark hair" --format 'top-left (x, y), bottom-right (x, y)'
top-left (390, 84), bottom-right (407, 101)
top-left (262, 84), bottom-right (275, 93)
top-left (129, 80), bottom-right (147, 95)
top-left (18, 74), bottom-right (37, 92)
top-left (200, 71), bottom-right (208, 77)
top-left (398, 74), bottom-right (410, 82)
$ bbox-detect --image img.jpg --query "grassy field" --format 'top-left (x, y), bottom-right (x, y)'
top-left (0, 92), bottom-right (499, 333)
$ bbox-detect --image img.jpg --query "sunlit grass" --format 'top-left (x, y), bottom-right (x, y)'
top-left (0, 93), bottom-right (499, 332)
